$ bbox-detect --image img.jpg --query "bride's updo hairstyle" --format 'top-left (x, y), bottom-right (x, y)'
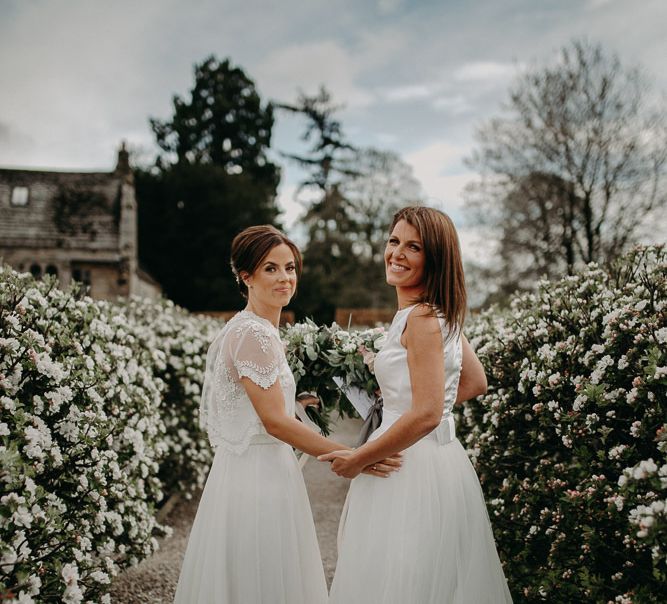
top-left (230, 225), bottom-right (302, 299)
top-left (389, 206), bottom-right (467, 334)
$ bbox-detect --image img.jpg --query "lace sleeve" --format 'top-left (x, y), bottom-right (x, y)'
top-left (199, 317), bottom-right (286, 453)
top-left (231, 321), bottom-right (282, 390)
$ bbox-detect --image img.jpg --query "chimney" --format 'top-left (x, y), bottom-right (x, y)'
top-left (115, 141), bottom-right (131, 176)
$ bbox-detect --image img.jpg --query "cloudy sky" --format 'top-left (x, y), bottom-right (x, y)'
top-left (1, 0), bottom-right (666, 253)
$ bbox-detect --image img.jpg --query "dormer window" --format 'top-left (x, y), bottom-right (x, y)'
top-left (11, 186), bottom-right (29, 206)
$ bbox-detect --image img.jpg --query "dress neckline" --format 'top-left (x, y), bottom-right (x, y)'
top-left (236, 309), bottom-right (280, 332)
top-left (396, 303), bottom-right (418, 314)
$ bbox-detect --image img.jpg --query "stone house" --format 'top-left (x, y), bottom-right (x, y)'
top-left (0, 144), bottom-right (160, 299)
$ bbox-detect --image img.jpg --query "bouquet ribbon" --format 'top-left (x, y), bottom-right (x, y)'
top-left (355, 396), bottom-right (383, 447)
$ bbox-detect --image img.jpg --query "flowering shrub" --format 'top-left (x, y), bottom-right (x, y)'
top-left (0, 268), bottom-right (220, 603)
top-left (3, 243), bottom-right (663, 603)
top-left (461, 247), bottom-right (666, 603)
top-left (0, 270), bottom-right (166, 602)
top-left (119, 298), bottom-right (219, 498)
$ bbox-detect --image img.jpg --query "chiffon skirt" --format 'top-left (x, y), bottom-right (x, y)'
top-left (329, 434), bottom-right (513, 604)
top-left (174, 440), bottom-right (328, 604)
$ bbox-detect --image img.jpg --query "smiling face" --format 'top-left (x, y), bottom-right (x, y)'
top-left (242, 243), bottom-right (297, 311)
top-left (384, 219), bottom-right (426, 296)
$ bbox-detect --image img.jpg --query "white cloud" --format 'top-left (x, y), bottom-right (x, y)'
top-left (382, 83), bottom-right (436, 102)
top-left (432, 94), bottom-right (472, 115)
top-left (587, 0), bottom-right (616, 8)
top-left (1, 0), bottom-right (664, 182)
top-left (254, 40), bottom-right (375, 108)
top-left (404, 141), bottom-right (475, 212)
top-left (377, 0), bottom-right (403, 15)
top-left (375, 132), bottom-right (399, 146)
top-left (453, 61), bottom-right (520, 83)
top-left (0, 0), bottom-right (180, 168)
top-left (276, 180), bottom-right (326, 246)
top-left (276, 182), bottom-right (303, 229)
top-left (0, 121), bottom-right (34, 157)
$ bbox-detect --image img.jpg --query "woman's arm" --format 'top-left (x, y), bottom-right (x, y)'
top-left (242, 378), bottom-right (402, 476)
top-left (242, 377), bottom-right (348, 456)
top-left (455, 334), bottom-right (488, 404)
top-left (320, 306), bottom-right (446, 477)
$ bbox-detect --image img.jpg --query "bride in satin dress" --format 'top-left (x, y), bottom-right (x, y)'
top-left (174, 225), bottom-right (401, 604)
top-left (320, 207), bottom-right (513, 603)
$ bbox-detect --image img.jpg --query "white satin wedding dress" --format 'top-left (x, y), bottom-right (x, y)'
top-left (329, 305), bottom-right (513, 603)
top-left (173, 310), bottom-right (328, 604)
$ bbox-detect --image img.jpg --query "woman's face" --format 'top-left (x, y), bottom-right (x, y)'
top-left (243, 243), bottom-right (297, 309)
top-left (384, 219), bottom-right (426, 291)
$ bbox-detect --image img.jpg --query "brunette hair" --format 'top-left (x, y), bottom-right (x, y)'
top-left (230, 225), bottom-right (302, 299)
top-left (389, 206), bottom-right (467, 333)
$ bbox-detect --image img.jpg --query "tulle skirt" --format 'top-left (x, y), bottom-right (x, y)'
top-left (329, 434), bottom-right (513, 604)
top-left (174, 440), bottom-right (328, 604)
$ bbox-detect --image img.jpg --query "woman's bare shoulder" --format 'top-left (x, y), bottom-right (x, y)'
top-left (406, 304), bottom-right (441, 337)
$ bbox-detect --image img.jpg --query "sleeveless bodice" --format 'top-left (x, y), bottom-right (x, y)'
top-left (330, 306), bottom-right (514, 604)
top-left (373, 305), bottom-right (462, 434)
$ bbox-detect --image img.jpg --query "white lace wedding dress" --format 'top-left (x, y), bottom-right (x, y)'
top-left (329, 305), bottom-right (513, 603)
top-left (173, 310), bottom-right (328, 604)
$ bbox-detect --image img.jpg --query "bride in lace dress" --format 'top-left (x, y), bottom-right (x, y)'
top-left (321, 207), bottom-right (513, 603)
top-left (173, 225), bottom-right (401, 604)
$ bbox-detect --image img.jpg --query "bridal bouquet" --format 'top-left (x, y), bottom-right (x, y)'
top-left (322, 326), bottom-right (386, 396)
top-left (282, 320), bottom-right (340, 434)
top-left (282, 321), bottom-right (387, 431)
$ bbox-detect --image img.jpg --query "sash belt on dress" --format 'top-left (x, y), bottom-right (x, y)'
top-left (429, 412), bottom-right (456, 445)
top-left (361, 407), bottom-right (457, 446)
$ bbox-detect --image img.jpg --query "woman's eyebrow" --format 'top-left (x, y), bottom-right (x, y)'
top-left (393, 238), bottom-right (422, 245)
top-left (262, 260), bottom-right (295, 267)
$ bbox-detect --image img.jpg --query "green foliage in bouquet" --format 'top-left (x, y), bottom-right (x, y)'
top-left (282, 319), bottom-right (387, 434)
top-left (460, 246), bottom-right (666, 604)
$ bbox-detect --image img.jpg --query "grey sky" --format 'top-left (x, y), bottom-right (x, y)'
top-left (1, 0), bottom-right (665, 254)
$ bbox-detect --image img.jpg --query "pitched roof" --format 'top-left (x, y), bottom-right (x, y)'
top-left (0, 168), bottom-right (124, 251)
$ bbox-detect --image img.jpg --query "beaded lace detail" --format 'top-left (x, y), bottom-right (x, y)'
top-left (199, 311), bottom-right (296, 454)
top-left (235, 360), bottom-right (281, 390)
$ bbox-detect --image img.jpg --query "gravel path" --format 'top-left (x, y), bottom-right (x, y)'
top-left (109, 416), bottom-right (360, 603)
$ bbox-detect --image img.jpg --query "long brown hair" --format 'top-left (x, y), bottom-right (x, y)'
top-left (389, 206), bottom-right (467, 333)
top-left (230, 225), bottom-right (302, 299)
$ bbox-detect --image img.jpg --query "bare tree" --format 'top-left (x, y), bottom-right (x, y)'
top-left (276, 88), bottom-right (424, 317)
top-left (340, 147), bottom-right (423, 265)
top-left (337, 147), bottom-right (424, 308)
top-left (467, 39), bottom-right (667, 292)
top-left (275, 87), bottom-right (359, 320)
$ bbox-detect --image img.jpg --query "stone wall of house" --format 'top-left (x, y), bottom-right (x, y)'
top-left (0, 144), bottom-right (160, 300)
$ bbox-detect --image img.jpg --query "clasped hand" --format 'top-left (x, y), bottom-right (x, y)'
top-left (318, 450), bottom-right (403, 479)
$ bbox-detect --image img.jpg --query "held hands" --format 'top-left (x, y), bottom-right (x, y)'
top-left (317, 450), bottom-right (403, 479)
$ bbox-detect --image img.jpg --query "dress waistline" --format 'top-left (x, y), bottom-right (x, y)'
top-left (248, 433), bottom-right (283, 446)
top-left (380, 408), bottom-right (457, 445)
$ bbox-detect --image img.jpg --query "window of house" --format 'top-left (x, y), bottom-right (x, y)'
top-left (45, 265), bottom-right (59, 277)
top-left (72, 268), bottom-right (91, 286)
top-left (11, 186), bottom-right (29, 206)
top-left (30, 263), bottom-right (42, 278)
